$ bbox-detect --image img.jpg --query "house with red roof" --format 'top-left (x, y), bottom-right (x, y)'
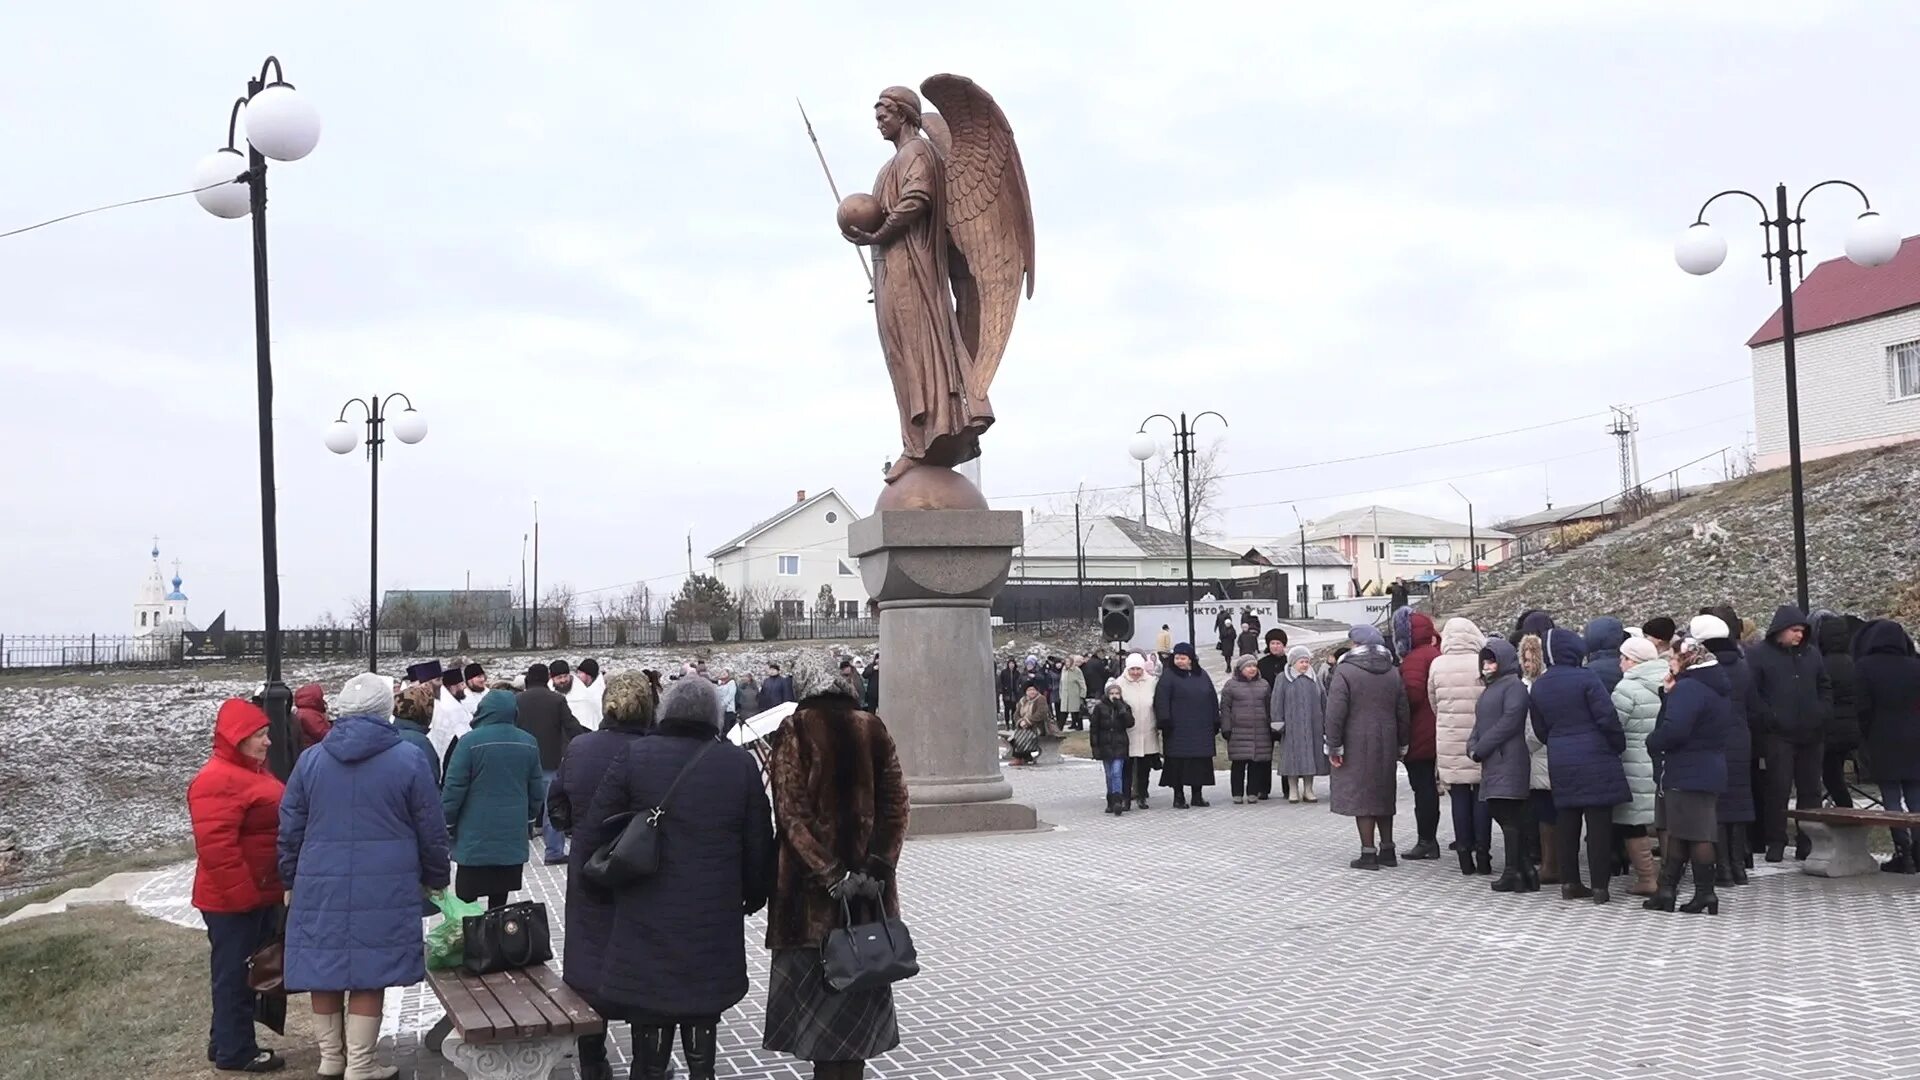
top-left (1748, 234), bottom-right (1920, 468)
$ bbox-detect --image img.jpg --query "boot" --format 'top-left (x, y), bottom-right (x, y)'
top-left (1795, 830), bottom-right (1813, 861)
top-left (1232, 795), bottom-right (1246, 805)
top-left (1190, 791), bottom-right (1211, 808)
top-left (1104, 793), bottom-right (1117, 815)
top-left (1490, 847), bottom-right (1522, 893)
top-left (1715, 841), bottom-right (1734, 886)
top-left (1536, 823), bottom-right (1561, 885)
top-left (1376, 843), bottom-right (1399, 868)
top-left (1403, 839), bottom-right (1441, 861)
top-left (1458, 849), bottom-right (1477, 876)
top-left (1881, 834), bottom-right (1913, 873)
top-left (576, 1034), bottom-right (613, 1080)
top-left (315, 1011), bottom-right (346, 1079)
top-left (1474, 849), bottom-right (1494, 875)
top-left (1172, 794), bottom-right (1189, 809)
top-left (1136, 794), bottom-right (1149, 810)
top-left (681, 1023), bottom-right (717, 1080)
top-left (1518, 855), bottom-right (1541, 892)
top-left (1287, 782), bottom-right (1301, 804)
top-left (1300, 777), bottom-right (1317, 802)
top-left (1642, 848), bottom-right (1685, 911)
top-left (1679, 860), bottom-right (1720, 915)
top-left (1624, 837), bottom-right (1658, 897)
top-left (1724, 826), bottom-right (1749, 884)
top-left (342, 1014), bottom-right (397, 1080)
top-left (1765, 841), bottom-right (1786, 863)
top-left (1560, 881), bottom-right (1593, 901)
top-left (634, 1025), bottom-right (677, 1080)
top-left (1349, 849), bottom-right (1381, 871)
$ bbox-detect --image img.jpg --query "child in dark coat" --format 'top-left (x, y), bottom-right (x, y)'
top-left (1089, 680), bottom-right (1137, 815)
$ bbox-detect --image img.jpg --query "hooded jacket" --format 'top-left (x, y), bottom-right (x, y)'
top-left (1704, 637), bottom-right (1757, 824)
top-left (391, 709), bottom-right (441, 787)
top-left (1582, 617), bottom-right (1628, 693)
top-left (1429, 617), bottom-right (1487, 785)
top-left (1399, 613), bottom-right (1441, 762)
top-left (1748, 605), bottom-right (1832, 743)
top-left (187, 700), bottom-right (286, 913)
top-left (1609, 656), bottom-right (1666, 825)
top-left (1153, 644), bottom-right (1221, 759)
top-left (1116, 656), bottom-right (1161, 758)
top-left (1219, 665), bottom-right (1274, 762)
top-left (1647, 662), bottom-right (1732, 794)
top-left (1088, 690), bottom-right (1136, 761)
top-left (1854, 619), bottom-right (1920, 782)
top-left (441, 691), bottom-right (546, 867)
top-left (293, 683), bottom-right (330, 752)
top-left (1512, 609), bottom-right (1555, 647)
top-left (279, 712), bottom-right (450, 993)
top-left (1467, 639), bottom-right (1532, 801)
top-left (1811, 610), bottom-right (1863, 750)
top-left (1528, 628), bottom-right (1630, 809)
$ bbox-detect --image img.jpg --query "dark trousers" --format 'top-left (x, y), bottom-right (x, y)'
top-left (1229, 760), bottom-right (1271, 798)
top-left (1763, 736), bottom-right (1826, 843)
top-left (1489, 798), bottom-right (1533, 868)
top-left (1405, 759), bottom-right (1440, 844)
top-left (1822, 745), bottom-right (1855, 807)
top-left (1556, 805), bottom-right (1612, 888)
top-left (1448, 783), bottom-right (1493, 852)
top-left (1126, 757), bottom-right (1155, 800)
top-left (1000, 696), bottom-right (1015, 728)
top-left (204, 906), bottom-right (276, 1068)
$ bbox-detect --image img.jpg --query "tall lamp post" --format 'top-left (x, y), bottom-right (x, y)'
top-left (1073, 480), bottom-right (1086, 624)
top-left (1130, 411), bottom-right (1227, 646)
top-left (194, 56), bottom-right (322, 780)
top-left (1291, 504), bottom-right (1309, 620)
top-left (1676, 181), bottom-right (1898, 611)
top-left (1447, 482), bottom-right (1478, 593)
top-left (326, 395), bottom-right (427, 671)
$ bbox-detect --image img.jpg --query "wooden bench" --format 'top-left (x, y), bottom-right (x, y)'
top-left (1787, 807), bottom-right (1920, 877)
top-left (424, 964), bottom-right (603, 1079)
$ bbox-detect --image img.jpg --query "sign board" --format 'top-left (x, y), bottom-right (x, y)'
top-left (1126, 599), bottom-right (1283, 652)
top-left (1388, 538), bottom-right (1453, 565)
top-left (1312, 595), bottom-right (1393, 625)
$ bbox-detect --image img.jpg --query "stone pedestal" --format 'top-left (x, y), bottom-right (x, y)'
top-left (851, 509), bottom-right (1037, 836)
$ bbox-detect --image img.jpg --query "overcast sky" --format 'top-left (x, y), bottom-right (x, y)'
top-left (4, 2), bottom-right (1915, 633)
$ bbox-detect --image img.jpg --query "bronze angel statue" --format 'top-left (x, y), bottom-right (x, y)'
top-left (837, 76), bottom-right (1035, 494)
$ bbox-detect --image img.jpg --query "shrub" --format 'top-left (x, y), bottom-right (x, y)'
top-left (509, 621), bottom-right (527, 649)
top-left (557, 623), bottom-right (572, 647)
top-left (759, 610), bottom-right (783, 640)
top-left (661, 622), bottom-right (680, 645)
top-left (710, 619), bottom-right (733, 643)
top-left (400, 630), bottom-right (421, 653)
top-left (457, 630), bottom-right (471, 651)
top-left (614, 621), bottom-right (629, 646)
top-left (222, 635), bottom-right (245, 659)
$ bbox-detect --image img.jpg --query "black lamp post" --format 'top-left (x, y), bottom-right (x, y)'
top-left (1291, 504), bottom-right (1309, 620)
top-left (1448, 482), bottom-right (1478, 593)
top-left (1130, 411), bottom-right (1228, 646)
top-left (194, 56), bottom-right (322, 780)
top-left (326, 395), bottom-right (427, 672)
top-left (1677, 181), bottom-right (1899, 611)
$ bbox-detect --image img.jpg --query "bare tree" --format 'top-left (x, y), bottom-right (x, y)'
top-left (1040, 483), bottom-right (1134, 522)
top-left (592, 583), bottom-right (652, 624)
top-left (1144, 439), bottom-right (1226, 537)
top-left (739, 581), bottom-right (799, 615)
top-left (813, 584), bottom-right (838, 619)
top-left (345, 596), bottom-right (371, 631)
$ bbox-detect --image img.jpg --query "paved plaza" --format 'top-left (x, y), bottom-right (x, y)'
top-left (130, 753), bottom-right (1920, 1080)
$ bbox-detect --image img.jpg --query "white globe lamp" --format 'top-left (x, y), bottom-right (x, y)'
top-left (1127, 431), bottom-right (1157, 462)
top-left (244, 83), bottom-right (321, 162)
top-left (1675, 223), bottom-right (1727, 276)
top-left (324, 420), bottom-right (358, 455)
top-left (193, 148), bottom-right (252, 218)
top-left (391, 408), bottom-right (428, 445)
top-left (1845, 211), bottom-right (1901, 268)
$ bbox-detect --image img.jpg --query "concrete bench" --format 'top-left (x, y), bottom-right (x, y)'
top-left (1000, 731), bottom-right (1066, 766)
top-left (1787, 807), bottom-right (1920, 877)
top-left (424, 964), bottom-right (603, 1079)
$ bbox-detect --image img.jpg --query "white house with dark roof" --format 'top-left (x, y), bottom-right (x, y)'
top-left (707, 489), bottom-right (867, 619)
top-left (1013, 514), bottom-right (1241, 580)
top-left (1303, 505), bottom-right (1513, 586)
top-left (1224, 539), bottom-right (1356, 608)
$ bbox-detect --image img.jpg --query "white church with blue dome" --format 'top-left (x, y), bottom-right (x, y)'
top-left (134, 539), bottom-right (199, 638)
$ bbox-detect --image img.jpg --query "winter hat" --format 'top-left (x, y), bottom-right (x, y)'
top-left (1348, 624), bottom-right (1385, 648)
top-left (549, 659), bottom-right (571, 678)
top-left (1287, 644), bottom-right (1312, 663)
top-left (441, 669), bottom-right (464, 688)
top-left (526, 662), bottom-right (550, 685)
top-left (657, 673), bottom-right (721, 731)
top-left (1264, 628), bottom-right (1289, 646)
top-left (1234, 654), bottom-right (1259, 673)
top-left (1124, 653), bottom-right (1148, 673)
top-left (601, 670), bottom-right (656, 729)
top-left (337, 672), bottom-right (394, 720)
top-left (576, 658), bottom-right (600, 680)
top-left (791, 649), bottom-right (862, 701)
top-left (1702, 605), bottom-right (1742, 641)
top-left (1689, 614), bottom-right (1731, 643)
top-left (463, 662), bottom-right (486, 680)
top-left (1640, 617), bottom-right (1676, 644)
top-left (1621, 637), bottom-right (1659, 665)
top-left (394, 681), bottom-right (436, 722)
top-left (1171, 642), bottom-right (1197, 660)
top-left (404, 659), bottom-right (444, 684)
top-left (1104, 678), bottom-right (1124, 695)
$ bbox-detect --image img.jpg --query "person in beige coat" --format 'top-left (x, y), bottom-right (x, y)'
top-left (1430, 617), bottom-right (1492, 875)
top-left (1117, 654), bottom-right (1161, 810)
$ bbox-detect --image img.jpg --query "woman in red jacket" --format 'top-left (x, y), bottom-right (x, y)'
top-left (188, 699), bottom-right (288, 1073)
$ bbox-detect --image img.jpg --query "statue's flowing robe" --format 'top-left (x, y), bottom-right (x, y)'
top-left (873, 137), bottom-right (992, 474)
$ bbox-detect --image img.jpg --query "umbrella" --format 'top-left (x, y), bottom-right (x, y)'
top-left (729, 701), bottom-right (796, 747)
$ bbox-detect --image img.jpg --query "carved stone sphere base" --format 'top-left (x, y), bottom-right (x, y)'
top-left (876, 465), bottom-right (990, 512)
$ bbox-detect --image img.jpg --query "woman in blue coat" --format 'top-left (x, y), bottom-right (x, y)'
top-left (1469, 638), bottom-right (1537, 893)
top-left (278, 672), bottom-right (450, 1080)
top-left (1154, 643), bottom-right (1220, 808)
top-left (1529, 628), bottom-right (1630, 904)
top-left (441, 690), bottom-right (545, 910)
top-left (1644, 624), bottom-right (1733, 915)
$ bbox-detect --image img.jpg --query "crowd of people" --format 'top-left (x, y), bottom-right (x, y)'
top-left (184, 649), bottom-right (907, 1078)
top-left (1075, 602), bottom-right (1920, 916)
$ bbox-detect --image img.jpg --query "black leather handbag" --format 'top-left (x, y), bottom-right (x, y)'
top-left (584, 739), bottom-right (719, 888)
top-left (462, 900), bottom-right (553, 975)
top-left (820, 896), bottom-right (919, 993)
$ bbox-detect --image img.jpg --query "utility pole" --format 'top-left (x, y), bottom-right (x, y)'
top-left (1607, 405), bottom-right (1641, 493)
top-left (532, 500), bottom-right (540, 650)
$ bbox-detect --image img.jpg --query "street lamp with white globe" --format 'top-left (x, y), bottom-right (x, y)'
top-left (1132, 411), bottom-right (1227, 646)
top-left (328, 395), bottom-right (426, 673)
top-left (195, 56), bottom-right (321, 778)
top-left (1676, 180), bottom-right (1897, 611)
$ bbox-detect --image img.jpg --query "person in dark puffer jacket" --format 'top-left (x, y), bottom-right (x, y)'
top-left (1089, 679), bottom-right (1137, 815)
top-left (1811, 610), bottom-right (1863, 808)
top-left (1855, 619), bottom-right (1920, 873)
top-left (1582, 616), bottom-right (1628, 693)
top-left (441, 690), bottom-right (545, 910)
top-left (1219, 655), bottom-right (1274, 804)
top-left (1643, 619), bottom-right (1733, 915)
top-left (1529, 628), bottom-right (1630, 903)
top-left (578, 672), bottom-right (775, 1080)
top-left (1155, 643), bottom-right (1221, 808)
top-left (1748, 605), bottom-right (1832, 862)
top-left (1698, 607), bottom-right (1758, 884)
top-left (1469, 638), bottom-right (1537, 894)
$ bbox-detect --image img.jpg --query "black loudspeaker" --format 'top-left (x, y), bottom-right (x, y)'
top-left (1100, 594), bottom-right (1135, 642)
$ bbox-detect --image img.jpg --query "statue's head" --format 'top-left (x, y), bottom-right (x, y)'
top-left (874, 86), bottom-right (923, 138)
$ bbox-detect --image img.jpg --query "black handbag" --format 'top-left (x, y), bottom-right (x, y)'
top-left (462, 900), bottom-right (553, 975)
top-left (820, 896), bottom-right (919, 993)
top-left (583, 738), bottom-right (719, 888)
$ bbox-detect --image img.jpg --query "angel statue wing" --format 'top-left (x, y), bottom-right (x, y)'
top-left (919, 73), bottom-right (1035, 401)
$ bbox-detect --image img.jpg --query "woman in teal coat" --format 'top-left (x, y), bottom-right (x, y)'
top-left (441, 690), bottom-right (546, 909)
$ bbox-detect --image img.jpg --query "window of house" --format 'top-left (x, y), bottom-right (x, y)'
top-left (839, 600), bottom-right (861, 619)
top-left (837, 559), bottom-right (856, 577)
top-left (776, 599), bottom-right (806, 619)
top-left (140, 611), bottom-right (147, 627)
top-left (825, 511), bottom-right (838, 523)
top-left (777, 554), bottom-right (800, 576)
top-left (1322, 584), bottom-right (1337, 600)
top-left (1890, 340), bottom-right (1920, 400)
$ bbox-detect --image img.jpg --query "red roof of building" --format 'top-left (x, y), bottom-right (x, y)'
top-left (1748, 234), bottom-right (1920, 347)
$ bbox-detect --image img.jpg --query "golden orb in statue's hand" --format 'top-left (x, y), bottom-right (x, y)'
top-left (837, 193), bottom-right (885, 234)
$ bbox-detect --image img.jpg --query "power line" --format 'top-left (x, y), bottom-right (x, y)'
top-left (0, 179), bottom-right (241, 241)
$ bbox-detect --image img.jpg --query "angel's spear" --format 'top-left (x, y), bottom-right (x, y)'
top-left (796, 97), bottom-right (875, 292)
